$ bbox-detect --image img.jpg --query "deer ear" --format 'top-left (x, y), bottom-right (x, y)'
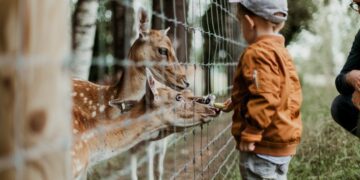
top-left (138, 7), bottom-right (149, 31)
top-left (138, 7), bottom-right (150, 41)
top-left (145, 68), bottom-right (159, 100)
top-left (161, 27), bottom-right (171, 36)
top-left (139, 31), bottom-right (149, 41)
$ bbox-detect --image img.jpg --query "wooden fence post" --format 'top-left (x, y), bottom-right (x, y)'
top-left (0, 0), bottom-right (72, 179)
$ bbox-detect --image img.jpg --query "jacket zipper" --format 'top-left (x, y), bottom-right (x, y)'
top-left (253, 69), bottom-right (259, 89)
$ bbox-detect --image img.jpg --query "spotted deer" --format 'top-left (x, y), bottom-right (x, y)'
top-left (72, 8), bottom-right (189, 120)
top-left (72, 69), bottom-right (219, 179)
top-left (72, 8), bottom-right (199, 180)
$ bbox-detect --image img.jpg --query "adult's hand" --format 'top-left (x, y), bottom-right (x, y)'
top-left (346, 70), bottom-right (360, 91)
top-left (352, 91), bottom-right (360, 110)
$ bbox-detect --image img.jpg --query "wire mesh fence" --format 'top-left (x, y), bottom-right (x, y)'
top-left (84, 0), bottom-right (244, 179)
top-left (0, 0), bottom-right (245, 179)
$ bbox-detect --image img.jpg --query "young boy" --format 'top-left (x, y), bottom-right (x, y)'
top-left (222, 0), bottom-right (303, 179)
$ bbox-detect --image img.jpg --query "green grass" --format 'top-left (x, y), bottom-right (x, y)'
top-left (228, 84), bottom-right (360, 179)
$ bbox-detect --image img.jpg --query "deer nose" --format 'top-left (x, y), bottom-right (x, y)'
top-left (184, 80), bottom-right (190, 88)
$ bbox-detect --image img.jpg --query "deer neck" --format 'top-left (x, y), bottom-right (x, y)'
top-left (85, 99), bottom-right (166, 165)
top-left (112, 66), bottom-right (146, 101)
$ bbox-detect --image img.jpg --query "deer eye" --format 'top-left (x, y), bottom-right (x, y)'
top-left (158, 48), bottom-right (168, 56)
top-left (175, 94), bottom-right (183, 101)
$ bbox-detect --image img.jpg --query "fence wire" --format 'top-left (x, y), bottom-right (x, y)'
top-left (85, 0), bottom-right (244, 179)
top-left (0, 0), bottom-right (244, 179)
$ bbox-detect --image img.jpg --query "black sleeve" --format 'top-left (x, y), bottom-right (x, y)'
top-left (335, 30), bottom-right (360, 95)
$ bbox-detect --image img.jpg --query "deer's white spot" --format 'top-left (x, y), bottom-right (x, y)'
top-left (92, 111), bottom-right (96, 117)
top-left (97, 103), bottom-right (100, 107)
top-left (83, 97), bottom-right (88, 103)
top-left (75, 120), bottom-right (79, 125)
top-left (111, 95), bottom-right (114, 99)
top-left (72, 92), bottom-right (77, 97)
top-left (89, 100), bottom-right (93, 105)
top-left (80, 93), bottom-right (84, 97)
top-left (73, 129), bottom-right (78, 134)
top-left (86, 88), bottom-right (90, 91)
top-left (99, 105), bottom-right (105, 112)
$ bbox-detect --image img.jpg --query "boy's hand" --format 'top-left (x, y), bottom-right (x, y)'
top-left (352, 91), bottom-right (360, 110)
top-left (239, 141), bottom-right (255, 152)
top-left (224, 98), bottom-right (232, 107)
top-left (213, 98), bottom-right (233, 112)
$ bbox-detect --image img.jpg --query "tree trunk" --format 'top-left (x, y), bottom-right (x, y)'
top-left (111, 0), bottom-right (135, 84)
top-left (152, 0), bottom-right (190, 63)
top-left (71, 0), bottom-right (99, 80)
top-left (0, 0), bottom-right (72, 179)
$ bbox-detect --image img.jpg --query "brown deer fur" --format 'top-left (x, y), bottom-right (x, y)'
top-left (72, 70), bottom-right (218, 178)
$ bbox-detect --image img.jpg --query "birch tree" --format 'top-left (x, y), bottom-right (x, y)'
top-left (71, 0), bottom-right (99, 80)
top-left (0, 0), bottom-right (72, 179)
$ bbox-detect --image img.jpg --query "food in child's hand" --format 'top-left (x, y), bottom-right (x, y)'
top-left (213, 102), bottom-right (225, 109)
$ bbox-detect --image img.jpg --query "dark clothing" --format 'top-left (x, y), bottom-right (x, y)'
top-left (332, 30), bottom-right (360, 136)
top-left (331, 95), bottom-right (358, 135)
top-left (335, 30), bottom-right (360, 95)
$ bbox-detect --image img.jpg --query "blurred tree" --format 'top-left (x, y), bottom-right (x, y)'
top-left (289, 0), bottom-right (358, 82)
top-left (71, 0), bottom-right (99, 80)
top-left (0, 0), bottom-right (72, 178)
top-left (281, 0), bottom-right (317, 45)
top-left (111, 0), bottom-right (134, 83)
top-left (89, 1), bottom-right (135, 84)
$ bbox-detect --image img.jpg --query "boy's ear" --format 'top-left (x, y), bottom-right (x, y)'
top-left (244, 15), bottom-right (255, 29)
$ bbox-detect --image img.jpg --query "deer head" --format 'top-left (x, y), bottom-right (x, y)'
top-left (127, 8), bottom-right (189, 91)
top-left (113, 68), bottom-right (219, 127)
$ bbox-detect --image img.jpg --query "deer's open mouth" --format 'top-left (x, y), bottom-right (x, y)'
top-left (201, 107), bottom-right (220, 120)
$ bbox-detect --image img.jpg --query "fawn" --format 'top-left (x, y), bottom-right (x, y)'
top-left (72, 69), bottom-right (219, 179)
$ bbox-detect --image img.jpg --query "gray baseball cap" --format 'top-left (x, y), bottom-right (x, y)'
top-left (229, 0), bottom-right (288, 24)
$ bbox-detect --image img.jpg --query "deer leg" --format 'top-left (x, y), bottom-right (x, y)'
top-left (147, 143), bottom-right (155, 180)
top-left (131, 153), bottom-right (138, 180)
top-left (157, 138), bottom-right (168, 180)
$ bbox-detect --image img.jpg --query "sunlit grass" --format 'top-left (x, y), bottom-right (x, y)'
top-left (289, 83), bottom-right (360, 179)
top-left (228, 83), bottom-right (360, 179)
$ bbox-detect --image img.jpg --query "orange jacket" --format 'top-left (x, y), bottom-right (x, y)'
top-left (231, 35), bottom-right (302, 156)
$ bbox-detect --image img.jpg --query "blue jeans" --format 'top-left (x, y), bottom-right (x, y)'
top-left (239, 152), bottom-right (290, 180)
